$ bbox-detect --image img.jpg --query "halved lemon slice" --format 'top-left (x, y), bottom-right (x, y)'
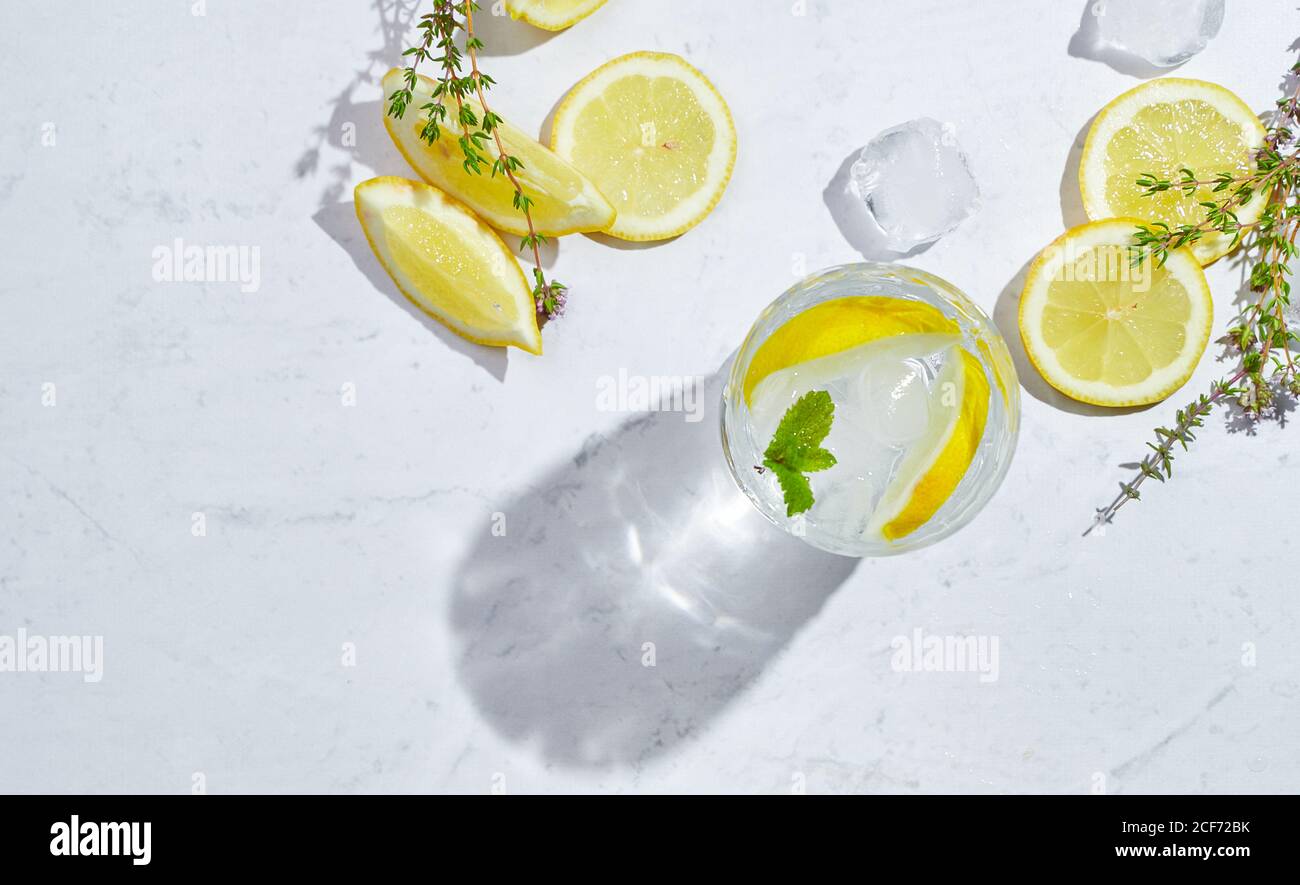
top-left (382, 68), bottom-right (615, 238)
top-left (1080, 78), bottom-right (1266, 265)
top-left (1018, 219), bottom-right (1212, 407)
top-left (867, 347), bottom-right (990, 542)
top-left (505, 0), bottom-right (607, 30)
top-left (355, 177), bottom-right (542, 354)
top-left (550, 52), bottom-right (737, 241)
top-left (742, 296), bottom-right (960, 405)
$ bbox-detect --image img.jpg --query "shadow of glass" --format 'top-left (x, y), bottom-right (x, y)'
top-left (450, 369), bottom-right (859, 767)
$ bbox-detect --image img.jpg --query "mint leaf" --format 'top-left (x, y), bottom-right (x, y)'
top-left (761, 390), bottom-right (837, 517)
top-left (766, 462), bottom-right (814, 517)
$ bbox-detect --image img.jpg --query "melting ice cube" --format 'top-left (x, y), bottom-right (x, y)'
top-left (1094, 0), bottom-right (1224, 68)
top-left (856, 355), bottom-right (939, 447)
top-left (848, 118), bottom-right (980, 253)
top-left (747, 334), bottom-right (960, 542)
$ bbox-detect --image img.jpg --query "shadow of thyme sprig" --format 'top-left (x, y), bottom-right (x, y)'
top-left (1090, 57), bottom-right (1300, 534)
top-left (386, 1), bottom-right (566, 321)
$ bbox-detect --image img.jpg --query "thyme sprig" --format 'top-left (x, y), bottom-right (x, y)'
top-left (1087, 58), bottom-right (1300, 535)
top-left (386, 1), bottom-right (567, 320)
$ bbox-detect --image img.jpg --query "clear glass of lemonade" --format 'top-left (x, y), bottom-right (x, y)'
top-left (721, 263), bottom-right (1020, 557)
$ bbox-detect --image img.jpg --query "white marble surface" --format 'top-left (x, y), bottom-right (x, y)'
top-left (1, 0), bottom-right (1296, 794)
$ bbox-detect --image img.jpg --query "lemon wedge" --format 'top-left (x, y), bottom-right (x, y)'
top-left (355, 177), bottom-right (542, 355)
top-left (742, 296), bottom-right (960, 406)
top-left (505, 0), bottom-right (607, 30)
top-left (867, 347), bottom-right (990, 542)
top-left (382, 68), bottom-right (615, 238)
top-left (550, 51), bottom-right (737, 241)
top-left (1018, 219), bottom-right (1212, 407)
top-left (1080, 78), bottom-right (1266, 265)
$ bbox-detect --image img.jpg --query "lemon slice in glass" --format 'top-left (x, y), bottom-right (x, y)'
top-left (382, 69), bottom-right (615, 238)
top-left (866, 347), bottom-right (991, 542)
top-left (1080, 78), bottom-right (1266, 266)
top-left (355, 177), bottom-right (542, 354)
top-left (1018, 219), bottom-right (1213, 407)
top-left (742, 296), bottom-right (960, 405)
top-left (550, 51), bottom-right (737, 241)
top-left (505, 0), bottom-right (607, 30)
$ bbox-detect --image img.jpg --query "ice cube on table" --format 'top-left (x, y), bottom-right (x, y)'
top-left (1095, 0), bottom-right (1224, 68)
top-left (848, 118), bottom-right (980, 253)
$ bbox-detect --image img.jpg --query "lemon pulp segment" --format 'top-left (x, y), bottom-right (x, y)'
top-left (1081, 78), bottom-right (1266, 265)
top-left (354, 177), bottom-right (541, 354)
top-left (504, 0), bottom-right (607, 30)
top-left (551, 52), bottom-right (736, 241)
top-left (1019, 219), bottom-right (1212, 405)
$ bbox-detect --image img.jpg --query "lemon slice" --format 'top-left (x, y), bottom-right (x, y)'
top-left (867, 347), bottom-right (990, 542)
top-left (505, 0), bottom-right (607, 30)
top-left (550, 52), bottom-right (737, 241)
top-left (382, 68), bottom-right (615, 238)
top-left (747, 331), bottom-right (962, 443)
top-left (1019, 219), bottom-right (1212, 407)
top-left (742, 296), bottom-right (960, 405)
top-left (355, 177), bottom-right (542, 355)
top-left (1080, 78), bottom-right (1266, 265)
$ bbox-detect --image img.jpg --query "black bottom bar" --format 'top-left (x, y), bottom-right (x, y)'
top-left (0, 795), bottom-right (1285, 870)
